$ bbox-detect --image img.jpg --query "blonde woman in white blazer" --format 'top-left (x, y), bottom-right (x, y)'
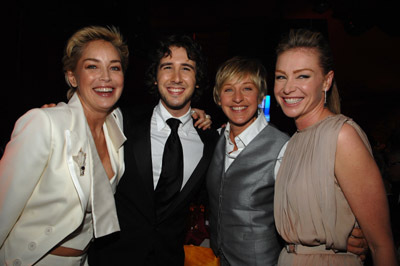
top-left (0, 26), bottom-right (128, 266)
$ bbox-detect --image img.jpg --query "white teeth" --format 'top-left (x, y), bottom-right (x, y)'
top-left (232, 106), bottom-right (246, 111)
top-left (284, 98), bottom-right (302, 104)
top-left (168, 88), bottom-right (184, 92)
top-left (94, 88), bottom-right (113, 92)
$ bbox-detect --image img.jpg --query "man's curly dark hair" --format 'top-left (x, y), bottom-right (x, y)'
top-left (145, 34), bottom-right (208, 104)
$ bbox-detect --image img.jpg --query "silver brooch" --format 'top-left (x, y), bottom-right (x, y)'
top-left (73, 148), bottom-right (86, 176)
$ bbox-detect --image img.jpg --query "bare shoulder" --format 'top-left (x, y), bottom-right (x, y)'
top-left (337, 122), bottom-right (368, 152)
top-left (335, 122), bottom-right (374, 174)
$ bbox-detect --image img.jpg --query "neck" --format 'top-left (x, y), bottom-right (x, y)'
top-left (160, 101), bottom-right (191, 118)
top-left (295, 106), bottom-right (333, 131)
top-left (86, 114), bottom-right (107, 139)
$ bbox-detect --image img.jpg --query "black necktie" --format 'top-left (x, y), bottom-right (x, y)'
top-left (155, 118), bottom-right (183, 218)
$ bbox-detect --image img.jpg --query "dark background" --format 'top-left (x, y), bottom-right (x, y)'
top-left (3, 0), bottom-right (400, 151)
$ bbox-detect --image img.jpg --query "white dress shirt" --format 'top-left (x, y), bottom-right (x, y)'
top-left (222, 111), bottom-right (288, 178)
top-left (151, 101), bottom-right (204, 190)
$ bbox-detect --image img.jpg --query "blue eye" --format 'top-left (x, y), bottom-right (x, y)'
top-left (161, 65), bottom-right (171, 70)
top-left (275, 75), bottom-right (286, 80)
top-left (298, 75), bottom-right (310, 79)
top-left (111, 66), bottom-right (121, 71)
top-left (87, 65), bottom-right (97, 69)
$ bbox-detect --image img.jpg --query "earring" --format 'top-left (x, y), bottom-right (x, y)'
top-left (154, 81), bottom-right (158, 85)
top-left (324, 90), bottom-right (327, 107)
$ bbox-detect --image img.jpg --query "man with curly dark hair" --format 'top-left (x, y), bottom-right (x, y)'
top-left (88, 34), bottom-right (218, 266)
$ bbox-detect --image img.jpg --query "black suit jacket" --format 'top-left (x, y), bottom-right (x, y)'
top-left (89, 106), bottom-right (218, 266)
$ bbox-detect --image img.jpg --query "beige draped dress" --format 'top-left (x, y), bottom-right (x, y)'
top-left (274, 115), bottom-right (371, 265)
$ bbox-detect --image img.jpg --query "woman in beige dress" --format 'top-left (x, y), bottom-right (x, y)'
top-left (273, 28), bottom-right (398, 266)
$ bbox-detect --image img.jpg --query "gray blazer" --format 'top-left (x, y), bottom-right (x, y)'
top-left (207, 124), bottom-right (289, 266)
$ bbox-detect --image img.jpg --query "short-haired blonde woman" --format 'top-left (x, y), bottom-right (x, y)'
top-left (0, 25), bottom-right (128, 266)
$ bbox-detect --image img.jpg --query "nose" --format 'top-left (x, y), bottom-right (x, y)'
top-left (100, 69), bottom-right (111, 82)
top-left (233, 89), bottom-right (244, 103)
top-left (282, 78), bottom-right (295, 95)
top-left (171, 69), bottom-right (182, 83)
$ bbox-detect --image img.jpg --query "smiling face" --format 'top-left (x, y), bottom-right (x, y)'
top-left (274, 48), bottom-right (333, 128)
top-left (67, 40), bottom-right (124, 116)
top-left (219, 75), bottom-right (260, 136)
top-left (157, 46), bottom-right (196, 117)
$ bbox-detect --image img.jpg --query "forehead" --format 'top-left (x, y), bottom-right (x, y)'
top-left (161, 46), bottom-right (194, 63)
top-left (80, 40), bottom-right (120, 59)
top-left (277, 48), bottom-right (320, 68)
top-left (223, 74), bottom-right (256, 86)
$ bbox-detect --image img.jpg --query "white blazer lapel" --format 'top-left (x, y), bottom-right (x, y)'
top-left (105, 109), bottom-right (126, 183)
top-left (65, 129), bottom-right (89, 212)
top-left (66, 93), bottom-right (120, 238)
top-left (86, 123), bottom-right (120, 238)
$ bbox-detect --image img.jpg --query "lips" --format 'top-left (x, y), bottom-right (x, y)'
top-left (231, 106), bottom-right (247, 111)
top-left (93, 87), bottom-right (115, 97)
top-left (94, 87), bottom-right (114, 93)
top-left (166, 87), bottom-right (185, 95)
top-left (283, 97), bottom-right (303, 104)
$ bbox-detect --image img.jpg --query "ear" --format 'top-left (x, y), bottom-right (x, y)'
top-left (67, 71), bottom-right (78, 88)
top-left (258, 91), bottom-right (265, 105)
top-left (323, 70), bottom-right (334, 92)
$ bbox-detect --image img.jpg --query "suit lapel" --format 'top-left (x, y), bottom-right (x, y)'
top-left (120, 109), bottom-right (156, 221)
top-left (65, 129), bottom-right (89, 213)
top-left (64, 94), bottom-right (91, 212)
top-left (66, 93), bottom-right (120, 237)
top-left (132, 117), bottom-right (155, 201)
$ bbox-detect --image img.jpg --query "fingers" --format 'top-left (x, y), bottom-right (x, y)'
top-left (191, 110), bottom-right (199, 120)
top-left (194, 115), bottom-right (212, 130)
top-left (347, 237), bottom-right (369, 258)
top-left (41, 103), bottom-right (56, 108)
top-left (350, 227), bottom-right (364, 239)
top-left (191, 109), bottom-right (212, 130)
top-left (191, 108), bottom-right (206, 120)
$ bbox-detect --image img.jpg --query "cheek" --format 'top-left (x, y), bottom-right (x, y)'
top-left (184, 74), bottom-right (196, 84)
top-left (156, 72), bottom-right (166, 82)
top-left (115, 74), bottom-right (124, 86)
top-left (219, 95), bottom-right (230, 107)
top-left (273, 85), bottom-right (281, 97)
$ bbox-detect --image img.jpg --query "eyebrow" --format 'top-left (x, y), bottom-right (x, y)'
top-left (82, 58), bottom-right (121, 64)
top-left (159, 62), bottom-right (195, 70)
top-left (294, 68), bottom-right (314, 73)
top-left (275, 68), bottom-right (314, 74)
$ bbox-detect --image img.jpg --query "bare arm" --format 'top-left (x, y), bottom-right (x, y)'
top-left (335, 123), bottom-right (398, 266)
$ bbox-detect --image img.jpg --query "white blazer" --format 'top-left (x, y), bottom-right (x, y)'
top-left (0, 93), bottom-right (125, 266)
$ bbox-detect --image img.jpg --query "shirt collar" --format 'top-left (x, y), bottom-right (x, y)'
top-left (104, 109), bottom-right (126, 151)
top-left (223, 110), bottom-right (268, 147)
top-left (154, 100), bottom-right (193, 135)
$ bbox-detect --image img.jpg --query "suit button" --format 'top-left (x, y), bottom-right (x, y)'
top-left (45, 226), bottom-right (53, 235)
top-left (13, 259), bottom-right (22, 266)
top-left (28, 241), bottom-right (37, 251)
